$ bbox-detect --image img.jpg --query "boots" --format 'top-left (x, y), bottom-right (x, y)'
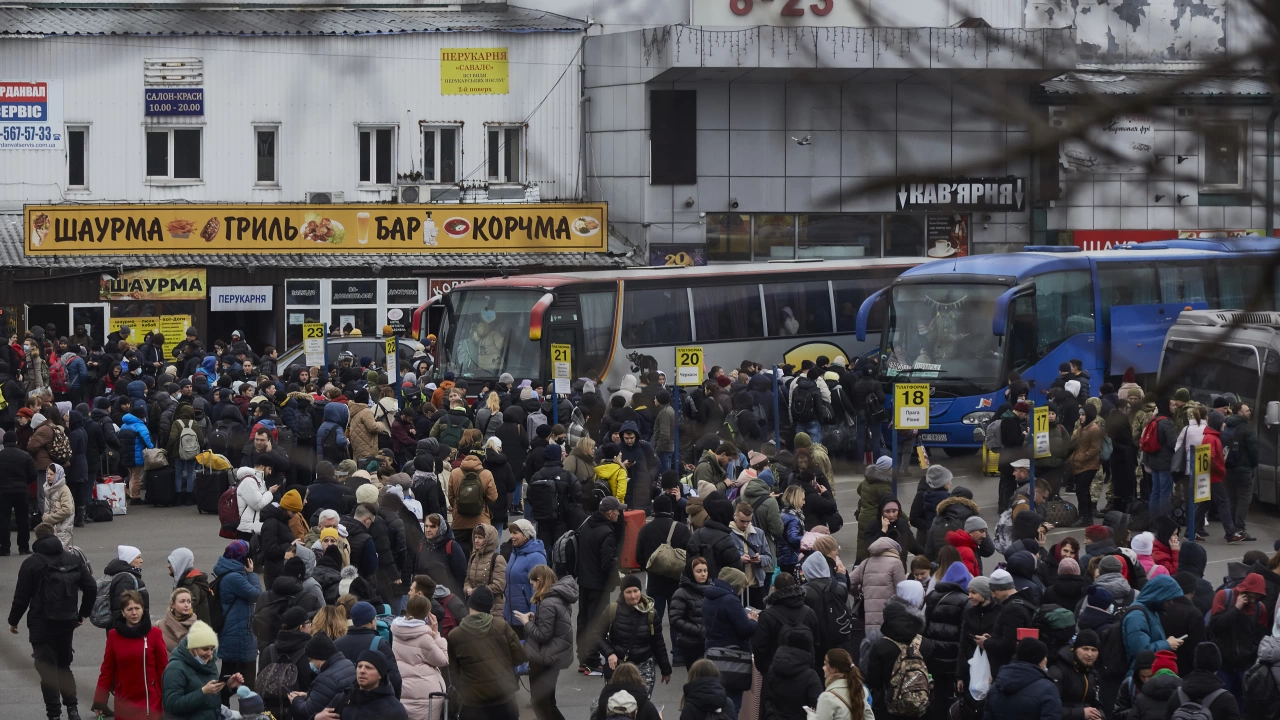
top-left (73, 506), bottom-right (85, 528)
top-left (42, 687), bottom-right (61, 720)
top-left (64, 699), bottom-right (81, 720)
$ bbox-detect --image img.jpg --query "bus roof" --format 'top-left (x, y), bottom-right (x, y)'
top-left (896, 242), bottom-right (1278, 283)
top-left (447, 257), bottom-right (929, 292)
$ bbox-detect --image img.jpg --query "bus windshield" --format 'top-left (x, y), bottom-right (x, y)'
top-left (1160, 339), bottom-right (1261, 408)
top-left (884, 283), bottom-right (1006, 395)
top-left (439, 289), bottom-right (543, 381)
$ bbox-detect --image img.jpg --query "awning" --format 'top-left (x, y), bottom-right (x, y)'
top-left (1037, 72), bottom-right (1274, 105)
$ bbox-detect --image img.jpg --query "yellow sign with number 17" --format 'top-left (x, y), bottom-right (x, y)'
top-left (895, 383), bottom-right (930, 429)
top-left (1033, 405), bottom-right (1050, 459)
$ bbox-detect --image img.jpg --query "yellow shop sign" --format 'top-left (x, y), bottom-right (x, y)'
top-left (100, 269), bottom-right (207, 300)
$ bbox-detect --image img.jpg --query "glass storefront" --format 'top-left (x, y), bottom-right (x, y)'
top-left (284, 278), bottom-right (428, 348)
top-left (706, 212), bottom-right (969, 262)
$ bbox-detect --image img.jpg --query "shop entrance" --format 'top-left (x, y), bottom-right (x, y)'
top-left (25, 303), bottom-right (109, 347)
top-left (208, 311), bottom-right (275, 350)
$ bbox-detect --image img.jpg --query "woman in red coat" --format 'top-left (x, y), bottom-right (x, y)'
top-left (944, 529), bottom-right (980, 577)
top-left (92, 589), bottom-right (168, 720)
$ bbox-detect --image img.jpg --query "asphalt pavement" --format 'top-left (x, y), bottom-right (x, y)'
top-left (2, 455), bottom-right (1276, 718)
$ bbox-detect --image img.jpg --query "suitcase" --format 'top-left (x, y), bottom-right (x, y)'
top-left (618, 508), bottom-right (646, 570)
top-left (145, 467), bottom-right (177, 507)
top-left (195, 468), bottom-right (230, 514)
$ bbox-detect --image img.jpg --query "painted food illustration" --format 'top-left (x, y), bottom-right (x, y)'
top-left (200, 217), bottom-right (220, 242)
top-left (31, 212), bottom-right (50, 246)
top-left (443, 217), bottom-right (470, 238)
top-left (571, 216), bottom-right (600, 236)
top-left (303, 214), bottom-right (345, 244)
top-left (166, 218), bottom-right (196, 238)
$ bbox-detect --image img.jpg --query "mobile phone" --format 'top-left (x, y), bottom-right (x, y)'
top-left (1177, 635), bottom-right (1188, 641)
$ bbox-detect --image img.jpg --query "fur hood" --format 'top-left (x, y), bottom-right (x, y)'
top-left (936, 495), bottom-right (980, 518)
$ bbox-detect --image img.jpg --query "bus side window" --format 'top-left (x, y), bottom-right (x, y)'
top-left (622, 286), bottom-right (692, 347)
top-left (1157, 265), bottom-right (1211, 305)
top-left (1035, 270), bottom-right (1094, 355)
top-left (1098, 264), bottom-right (1158, 326)
top-left (1008, 295), bottom-right (1037, 372)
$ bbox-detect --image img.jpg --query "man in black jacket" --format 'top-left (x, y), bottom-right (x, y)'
top-left (1048, 629), bottom-right (1103, 720)
top-left (8, 523), bottom-right (97, 720)
top-left (334, 601), bottom-right (402, 699)
top-left (0, 430), bottom-right (36, 554)
top-left (1224, 403), bottom-right (1259, 541)
top-left (575, 496), bottom-right (623, 673)
top-left (634, 494), bottom-right (692, 648)
top-left (1164, 572), bottom-right (1208, 676)
top-left (981, 568), bottom-right (1038, 680)
top-left (303, 461), bottom-right (357, 520)
top-left (0, 360), bottom-right (25, 433)
top-left (526, 444), bottom-right (581, 552)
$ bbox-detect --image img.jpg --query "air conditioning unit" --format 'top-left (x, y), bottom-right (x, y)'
top-left (398, 185), bottom-right (427, 203)
top-left (305, 191), bottom-right (344, 204)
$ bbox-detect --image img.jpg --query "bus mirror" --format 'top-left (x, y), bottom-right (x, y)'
top-left (1266, 401), bottom-right (1280, 426)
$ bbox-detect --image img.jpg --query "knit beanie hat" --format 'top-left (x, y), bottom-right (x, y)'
top-left (1086, 585), bottom-right (1114, 609)
top-left (1174, 571), bottom-right (1198, 595)
top-left (989, 569), bottom-right (1015, 591)
top-left (1073, 629), bottom-right (1100, 650)
top-left (1016, 637), bottom-right (1048, 665)
top-left (965, 516), bottom-right (988, 533)
top-left (925, 465), bottom-right (953, 489)
top-left (1058, 558), bottom-right (1080, 576)
top-left (1151, 650), bottom-right (1179, 676)
top-left (280, 489), bottom-right (303, 513)
top-left (1099, 556), bottom-right (1124, 575)
top-left (355, 483), bottom-right (379, 505)
top-left (186, 620), bottom-right (218, 650)
top-left (305, 632), bottom-right (337, 661)
top-left (968, 577), bottom-right (992, 602)
top-left (1195, 642), bottom-right (1222, 672)
top-left (1084, 525), bottom-right (1111, 542)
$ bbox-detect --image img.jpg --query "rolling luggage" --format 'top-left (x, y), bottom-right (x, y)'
top-left (145, 467), bottom-right (177, 507)
top-left (195, 468), bottom-right (230, 515)
top-left (618, 508), bottom-right (646, 570)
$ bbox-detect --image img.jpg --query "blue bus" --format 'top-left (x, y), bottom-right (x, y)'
top-left (854, 238), bottom-right (1280, 451)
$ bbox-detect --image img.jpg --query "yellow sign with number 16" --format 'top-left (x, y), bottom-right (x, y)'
top-left (1194, 444), bottom-right (1212, 502)
top-left (895, 383), bottom-right (930, 429)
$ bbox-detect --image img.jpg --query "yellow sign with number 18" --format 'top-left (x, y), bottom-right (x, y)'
top-left (895, 383), bottom-right (930, 429)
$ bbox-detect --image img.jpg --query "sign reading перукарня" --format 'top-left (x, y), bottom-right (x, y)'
top-left (896, 176), bottom-right (1025, 213)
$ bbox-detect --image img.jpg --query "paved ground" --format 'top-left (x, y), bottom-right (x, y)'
top-left (2, 455), bottom-right (1276, 718)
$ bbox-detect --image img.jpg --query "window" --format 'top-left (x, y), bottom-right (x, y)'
top-left (1035, 271), bottom-right (1094, 355)
top-left (833, 275), bottom-right (893, 333)
top-left (650, 90), bottom-right (697, 185)
top-left (255, 127), bottom-right (277, 184)
top-left (359, 126), bottom-right (395, 185)
top-left (706, 214), bottom-right (751, 261)
top-left (422, 126), bottom-right (460, 183)
top-left (800, 215), bottom-right (880, 259)
top-left (67, 126), bottom-right (87, 189)
top-left (693, 285), bottom-right (763, 341)
top-left (1201, 121), bottom-right (1247, 192)
top-left (763, 281), bottom-right (832, 337)
top-left (1158, 265), bottom-right (1210, 304)
top-left (621, 286), bottom-right (691, 347)
top-left (145, 128), bottom-right (201, 181)
top-left (579, 289), bottom-right (618, 378)
top-left (1216, 260), bottom-right (1271, 310)
top-left (1162, 340), bottom-right (1260, 409)
top-left (755, 215), bottom-right (796, 260)
top-left (1098, 263), bottom-right (1158, 326)
top-left (885, 214), bottom-right (925, 257)
top-left (487, 126), bottom-right (523, 183)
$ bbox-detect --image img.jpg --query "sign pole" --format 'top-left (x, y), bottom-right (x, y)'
top-left (1027, 401), bottom-right (1036, 514)
top-left (673, 385), bottom-right (680, 475)
top-left (385, 336), bottom-right (399, 406)
top-left (891, 396), bottom-right (898, 498)
top-left (675, 346), bottom-right (704, 476)
top-left (550, 343), bottom-right (572, 430)
top-left (771, 365), bottom-right (781, 452)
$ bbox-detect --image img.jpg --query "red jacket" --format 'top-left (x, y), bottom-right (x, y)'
top-left (945, 529), bottom-right (980, 578)
top-left (93, 625), bottom-right (168, 720)
top-left (1203, 428), bottom-right (1226, 483)
top-left (1150, 539), bottom-right (1178, 576)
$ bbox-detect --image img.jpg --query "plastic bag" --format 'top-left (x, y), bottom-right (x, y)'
top-left (969, 648), bottom-right (991, 701)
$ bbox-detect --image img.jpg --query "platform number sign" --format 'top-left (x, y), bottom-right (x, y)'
top-left (1033, 405), bottom-right (1050, 459)
top-left (551, 344), bottom-right (572, 395)
top-left (895, 383), bottom-right (930, 429)
top-left (1194, 444), bottom-right (1212, 502)
top-left (676, 346), bottom-right (703, 387)
top-left (303, 322), bottom-right (325, 367)
top-left (384, 336), bottom-right (398, 383)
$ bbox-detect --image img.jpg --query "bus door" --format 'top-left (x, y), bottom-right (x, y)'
top-left (1260, 351), bottom-right (1280, 503)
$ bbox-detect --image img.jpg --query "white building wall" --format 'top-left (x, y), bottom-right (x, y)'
top-left (0, 30), bottom-right (584, 209)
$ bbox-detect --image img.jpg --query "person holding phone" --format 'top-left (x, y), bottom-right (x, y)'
top-left (161, 620), bottom-right (243, 720)
top-left (519, 565), bottom-right (577, 720)
top-left (289, 633), bottom-right (357, 720)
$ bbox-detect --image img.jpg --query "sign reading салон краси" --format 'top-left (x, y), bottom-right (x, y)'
top-left (23, 203), bottom-right (607, 253)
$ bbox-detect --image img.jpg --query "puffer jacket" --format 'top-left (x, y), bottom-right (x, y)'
top-left (854, 466), bottom-right (893, 560)
top-left (212, 555), bottom-right (262, 663)
top-left (120, 412), bottom-right (153, 467)
top-left (750, 583), bottom-right (820, 676)
top-left (669, 575), bottom-right (709, 662)
top-left (161, 637), bottom-right (222, 720)
top-left (983, 661), bottom-right (1062, 720)
top-left (235, 472), bottom-right (273, 535)
top-left (923, 581), bottom-right (968, 689)
top-left (599, 594), bottom-right (672, 676)
top-left (446, 454), bottom-right (498, 530)
top-left (924, 495), bottom-right (981, 559)
top-left (463, 524), bottom-right (507, 599)
top-left (105, 558), bottom-right (149, 620)
top-left (346, 401), bottom-right (382, 461)
top-left (41, 465), bottom-right (74, 547)
top-left (256, 503), bottom-right (296, 586)
top-left (702, 578), bottom-right (756, 655)
top-left (1047, 645), bottom-right (1102, 720)
top-left (525, 575), bottom-right (578, 669)
top-left (390, 616), bottom-right (449, 720)
top-left (761, 645), bottom-right (823, 720)
top-left (316, 401), bottom-right (350, 459)
top-left (594, 460), bottom-right (628, 502)
top-left (1069, 421), bottom-right (1103, 473)
top-left (848, 536), bottom-right (905, 633)
top-left (503, 537), bottom-right (547, 625)
top-left (1122, 575), bottom-right (1181, 676)
top-left (290, 651), bottom-right (356, 720)
top-left (777, 506), bottom-right (804, 568)
top-left (681, 676), bottom-right (737, 720)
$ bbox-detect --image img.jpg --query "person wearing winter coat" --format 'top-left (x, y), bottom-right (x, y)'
top-left (119, 405), bottom-right (153, 502)
top-left (1124, 650), bottom-right (1182, 720)
top-left (1208, 571), bottom-right (1270, 696)
top-left (213, 540), bottom-right (263, 692)
top-left (446, 585), bottom-right (527, 716)
top-left (565, 435), bottom-right (596, 486)
top-left (92, 590), bottom-right (168, 720)
top-left (1043, 558), bottom-right (1090, 610)
top-left (685, 492), bottom-right (744, 582)
top-left (41, 463), bottom-right (74, 548)
top-left (162, 623), bottom-right (246, 720)
top-left (1121, 574), bottom-right (1184, 678)
top-left (390, 595), bottom-right (449, 720)
top-left (1161, 572), bottom-right (1207, 678)
top-left (158, 588), bottom-right (197, 653)
top-left (775, 485), bottom-right (806, 577)
top-left (106, 545), bottom-right (151, 621)
top-left (700, 568), bottom-right (753, 712)
top-left (516, 566), bottom-right (578, 720)
top-left (593, 664), bottom-right (662, 720)
top-left (416, 513), bottom-right (466, 596)
top-left (463, 522), bottom-right (507, 601)
top-left (982, 570), bottom-right (1038, 680)
top-left (670, 558), bottom-right (710, 670)
top-left (503, 519), bottom-right (547, 628)
top-left (600, 574), bottom-right (673, 695)
top-left (635, 494), bottom-right (692, 633)
top-left (1005, 550), bottom-right (1043, 606)
top-left (909, 465), bottom-right (954, 548)
top-left (1165, 643), bottom-right (1242, 720)
top-left (681, 659), bottom-right (738, 720)
top-left (1094, 555), bottom-right (1136, 608)
top-left (333, 601), bottom-right (402, 699)
top-left (854, 458), bottom-right (894, 559)
top-left (728, 500), bottom-right (775, 608)
top-left (922, 562), bottom-right (971, 715)
top-left (849, 536), bottom-right (905, 636)
top-left (345, 394), bottom-right (382, 462)
top-left (1047, 630), bottom-right (1103, 720)
top-left (446, 453), bottom-right (499, 551)
top-left (234, 466), bottom-right (276, 538)
top-left (945, 528), bottom-right (981, 578)
top-left (750, 572), bottom-right (820, 676)
top-left (290, 632), bottom-right (357, 720)
top-left (983, 637), bottom-right (1062, 720)
top-left (316, 401), bottom-right (351, 463)
top-left (340, 649), bottom-right (409, 720)
top-left (864, 600), bottom-right (930, 720)
top-left (256, 501), bottom-right (298, 589)
top-left (761, 629), bottom-right (824, 720)
top-left (814, 649), bottom-right (872, 720)
top-left (1068, 405), bottom-right (1104, 523)
top-left (956, 577), bottom-right (1000, 701)
top-left (802, 543), bottom-right (855, 660)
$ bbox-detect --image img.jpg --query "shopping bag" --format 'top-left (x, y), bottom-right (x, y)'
top-left (95, 481), bottom-right (128, 516)
top-left (968, 648), bottom-right (991, 701)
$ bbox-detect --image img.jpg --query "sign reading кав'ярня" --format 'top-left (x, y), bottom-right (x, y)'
top-left (23, 203), bottom-right (607, 255)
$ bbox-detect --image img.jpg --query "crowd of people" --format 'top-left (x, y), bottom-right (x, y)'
top-left (2, 325), bottom-right (1277, 720)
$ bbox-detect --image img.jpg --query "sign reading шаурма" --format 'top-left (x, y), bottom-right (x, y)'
top-left (440, 48), bottom-right (509, 95)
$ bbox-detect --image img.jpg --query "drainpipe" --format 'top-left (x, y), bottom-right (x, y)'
top-left (1268, 101), bottom-right (1279, 237)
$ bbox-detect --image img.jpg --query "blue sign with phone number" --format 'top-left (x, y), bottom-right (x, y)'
top-left (145, 88), bottom-right (204, 116)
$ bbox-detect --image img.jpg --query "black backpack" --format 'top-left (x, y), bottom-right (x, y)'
top-left (322, 427), bottom-right (347, 463)
top-left (1245, 660), bottom-right (1280, 713)
top-left (40, 552), bottom-right (84, 622)
top-left (296, 411), bottom-right (315, 443)
top-left (812, 579), bottom-right (852, 648)
top-left (790, 382), bottom-right (819, 423)
top-left (208, 426), bottom-right (231, 456)
top-left (527, 472), bottom-right (563, 522)
top-left (1100, 605), bottom-right (1151, 681)
top-left (1222, 423), bottom-right (1244, 469)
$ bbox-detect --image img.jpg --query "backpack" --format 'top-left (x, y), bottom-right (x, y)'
top-left (50, 357), bottom-right (69, 394)
top-left (1244, 659), bottom-right (1280, 713)
top-left (527, 409), bottom-right (548, 439)
top-left (296, 411), bottom-right (315, 443)
top-left (217, 485), bottom-right (241, 539)
top-left (437, 414), bottom-right (468, 449)
top-left (49, 425), bottom-right (73, 465)
top-left (1204, 589), bottom-right (1232, 626)
top-left (455, 470), bottom-right (485, 517)
top-left (992, 509), bottom-right (1013, 555)
top-left (1222, 424), bottom-right (1244, 469)
top-left (178, 420), bottom-right (201, 461)
top-left (864, 392), bottom-right (888, 422)
top-left (816, 397), bottom-right (835, 424)
top-left (886, 636), bottom-right (932, 717)
top-left (718, 412), bottom-right (739, 443)
top-left (552, 519), bottom-right (586, 577)
top-left (91, 572), bottom-right (138, 628)
top-left (437, 592), bottom-right (462, 637)
top-left (256, 645), bottom-right (306, 708)
top-left (40, 552), bottom-right (84, 622)
top-left (1171, 688), bottom-right (1228, 720)
top-left (527, 473), bottom-right (562, 522)
top-left (208, 426), bottom-right (230, 456)
top-left (790, 382), bottom-right (819, 423)
top-left (276, 424), bottom-right (296, 449)
top-left (322, 427), bottom-right (347, 463)
top-left (1140, 416), bottom-right (1168, 453)
top-left (1100, 605), bottom-right (1152, 681)
top-left (812, 579), bottom-right (853, 646)
top-left (1100, 434), bottom-right (1114, 462)
top-left (984, 419), bottom-right (1005, 451)
top-left (252, 593), bottom-right (297, 647)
